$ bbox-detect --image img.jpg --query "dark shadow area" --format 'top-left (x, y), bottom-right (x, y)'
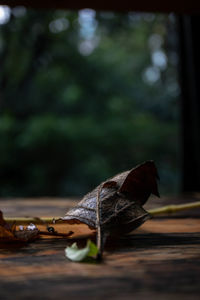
top-left (107, 232), bottom-right (200, 251)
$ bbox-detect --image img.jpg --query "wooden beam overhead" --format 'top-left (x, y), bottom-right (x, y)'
top-left (0, 0), bottom-right (200, 13)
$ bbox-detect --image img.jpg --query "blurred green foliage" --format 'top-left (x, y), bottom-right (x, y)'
top-left (0, 8), bottom-right (180, 197)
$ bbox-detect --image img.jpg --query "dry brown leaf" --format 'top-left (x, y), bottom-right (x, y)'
top-left (0, 211), bottom-right (39, 243)
top-left (63, 161), bottom-right (159, 238)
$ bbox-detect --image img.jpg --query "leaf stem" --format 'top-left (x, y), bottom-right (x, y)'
top-left (96, 184), bottom-right (103, 260)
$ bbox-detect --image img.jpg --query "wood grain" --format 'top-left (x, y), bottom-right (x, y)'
top-left (0, 197), bottom-right (200, 300)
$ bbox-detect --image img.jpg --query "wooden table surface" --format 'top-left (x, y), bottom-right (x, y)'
top-left (0, 196), bottom-right (200, 300)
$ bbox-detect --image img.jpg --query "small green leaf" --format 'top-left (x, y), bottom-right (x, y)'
top-left (65, 240), bottom-right (98, 262)
top-left (87, 240), bottom-right (99, 257)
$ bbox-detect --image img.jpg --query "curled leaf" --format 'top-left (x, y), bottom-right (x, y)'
top-left (65, 240), bottom-right (98, 262)
top-left (62, 161), bottom-right (160, 256)
top-left (63, 161), bottom-right (159, 232)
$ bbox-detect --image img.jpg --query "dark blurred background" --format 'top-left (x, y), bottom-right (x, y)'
top-left (0, 6), bottom-right (180, 197)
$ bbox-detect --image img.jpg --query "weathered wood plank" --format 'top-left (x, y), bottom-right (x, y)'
top-left (0, 198), bottom-right (200, 300)
top-left (0, 232), bottom-right (200, 299)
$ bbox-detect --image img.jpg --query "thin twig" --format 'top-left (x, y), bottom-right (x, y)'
top-left (39, 230), bottom-right (73, 238)
top-left (149, 201), bottom-right (200, 216)
top-left (4, 217), bottom-right (60, 225)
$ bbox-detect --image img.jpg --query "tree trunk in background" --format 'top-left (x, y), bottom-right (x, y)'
top-left (178, 15), bottom-right (200, 192)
